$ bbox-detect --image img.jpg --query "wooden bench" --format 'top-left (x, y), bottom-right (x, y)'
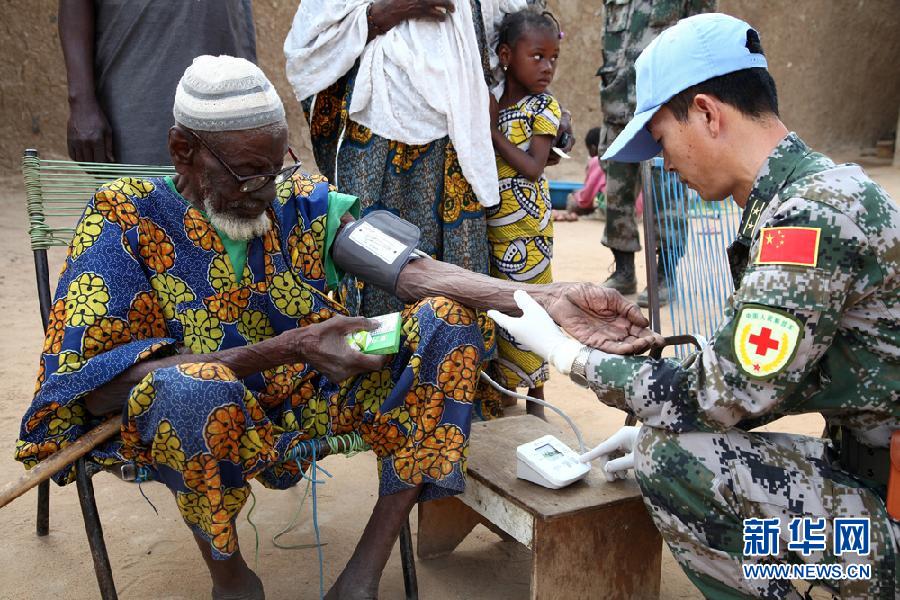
top-left (417, 415), bottom-right (662, 599)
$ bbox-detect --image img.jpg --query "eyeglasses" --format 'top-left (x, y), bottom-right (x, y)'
top-left (186, 129), bottom-right (301, 193)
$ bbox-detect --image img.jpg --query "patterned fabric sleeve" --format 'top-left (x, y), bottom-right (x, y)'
top-left (532, 94), bottom-right (561, 138)
top-left (582, 198), bottom-right (861, 433)
top-left (16, 178), bottom-right (178, 482)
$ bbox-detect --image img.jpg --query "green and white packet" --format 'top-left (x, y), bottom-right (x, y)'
top-left (346, 312), bottom-right (402, 355)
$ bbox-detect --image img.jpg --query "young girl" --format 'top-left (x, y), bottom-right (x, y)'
top-left (488, 10), bottom-right (562, 416)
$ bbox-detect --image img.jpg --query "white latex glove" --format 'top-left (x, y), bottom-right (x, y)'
top-left (487, 290), bottom-right (583, 375)
top-left (579, 425), bottom-right (641, 482)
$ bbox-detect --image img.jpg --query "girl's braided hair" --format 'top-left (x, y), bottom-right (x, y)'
top-left (497, 9), bottom-right (562, 48)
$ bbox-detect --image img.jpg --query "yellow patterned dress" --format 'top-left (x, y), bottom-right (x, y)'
top-left (488, 92), bottom-right (561, 389)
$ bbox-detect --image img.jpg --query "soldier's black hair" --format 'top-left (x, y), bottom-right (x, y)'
top-left (497, 9), bottom-right (562, 48)
top-left (666, 30), bottom-right (779, 121)
top-left (585, 127), bottom-right (601, 149)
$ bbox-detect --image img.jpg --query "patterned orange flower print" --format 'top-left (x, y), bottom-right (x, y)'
top-left (389, 140), bottom-right (430, 173)
top-left (299, 308), bottom-right (334, 327)
top-left (43, 299), bottom-right (67, 354)
top-left (15, 438), bottom-right (63, 467)
top-left (94, 189), bottom-right (139, 229)
top-left (184, 207), bottom-right (224, 253)
top-left (415, 425), bottom-right (466, 480)
top-left (289, 227), bottom-right (324, 281)
top-left (82, 317), bottom-right (132, 359)
top-left (310, 89), bottom-right (341, 139)
top-left (138, 218), bottom-right (176, 273)
top-left (336, 404), bottom-right (363, 434)
top-left (177, 362), bottom-right (237, 382)
top-left (26, 401), bottom-right (85, 435)
top-left (258, 364), bottom-right (302, 409)
top-left (392, 446), bottom-right (421, 484)
top-left (432, 297), bottom-right (474, 326)
top-left (360, 420), bottom-right (408, 458)
top-left (135, 341), bottom-right (168, 362)
top-left (205, 404), bottom-right (246, 462)
top-left (204, 287), bottom-right (251, 322)
top-left (128, 291), bottom-right (167, 338)
top-left (442, 172), bottom-right (467, 223)
top-left (347, 121), bottom-right (373, 144)
top-left (290, 378), bottom-right (316, 409)
top-left (34, 356), bottom-right (45, 395)
top-left (406, 384), bottom-right (444, 442)
top-left (184, 452), bottom-right (223, 508)
top-left (437, 345), bottom-right (480, 402)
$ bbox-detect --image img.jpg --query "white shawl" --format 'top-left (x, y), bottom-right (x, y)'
top-left (284, 0), bottom-right (526, 208)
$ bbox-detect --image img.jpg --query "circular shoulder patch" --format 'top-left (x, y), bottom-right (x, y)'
top-left (733, 305), bottom-right (801, 379)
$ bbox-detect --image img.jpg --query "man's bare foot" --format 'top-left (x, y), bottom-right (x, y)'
top-left (193, 531), bottom-right (265, 599)
top-left (326, 485), bottom-right (422, 600)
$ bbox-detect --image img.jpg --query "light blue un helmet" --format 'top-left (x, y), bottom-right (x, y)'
top-left (602, 13), bottom-right (768, 163)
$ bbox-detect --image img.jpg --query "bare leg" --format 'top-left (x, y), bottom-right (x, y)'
top-left (326, 484), bottom-right (422, 600)
top-left (193, 528), bottom-right (265, 600)
top-left (526, 386), bottom-right (546, 419)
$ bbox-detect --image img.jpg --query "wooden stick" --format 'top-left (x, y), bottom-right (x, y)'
top-left (0, 417), bottom-right (121, 510)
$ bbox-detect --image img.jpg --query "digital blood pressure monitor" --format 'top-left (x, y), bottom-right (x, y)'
top-left (516, 435), bottom-right (591, 489)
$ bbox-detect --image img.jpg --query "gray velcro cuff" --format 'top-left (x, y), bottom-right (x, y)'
top-left (331, 210), bottom-right (421, 296)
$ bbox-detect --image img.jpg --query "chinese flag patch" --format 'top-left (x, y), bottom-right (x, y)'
top-left (755, 227), bottom-right (820, 267)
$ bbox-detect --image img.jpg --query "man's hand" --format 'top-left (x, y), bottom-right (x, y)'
top-left (278, 316), bottom-right (391, 382)
top-left (370, 0), bottom-right (455, 31)
top-left (579, 425), bottom-right (641, 482)
top-left (543, 283), bottom-right (664, 354)
top-left (67, 99), bottom-right (115, 163)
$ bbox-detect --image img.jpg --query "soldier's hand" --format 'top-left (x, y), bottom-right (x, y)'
top-left (579, 425), bottom-right (641, 482)
top-left (487, 291), bottom-right (583, 375)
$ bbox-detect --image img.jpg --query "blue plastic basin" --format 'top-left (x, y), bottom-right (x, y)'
top-left (548, 180), bottom-right (581, 209)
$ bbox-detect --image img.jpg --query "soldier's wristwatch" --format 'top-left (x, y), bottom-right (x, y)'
top-left (569, 345), bottom-right (593, 388)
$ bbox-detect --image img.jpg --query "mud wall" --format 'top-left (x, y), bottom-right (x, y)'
top-left (2, 0), bottom-right (898, 175)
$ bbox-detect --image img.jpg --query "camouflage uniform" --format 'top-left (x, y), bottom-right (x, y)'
top-left (580, 133), bottom-right (900, 598)
top-left (599, 0), bottom-right (715, 252)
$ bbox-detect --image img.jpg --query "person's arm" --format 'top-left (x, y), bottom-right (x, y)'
top-left (366, 0), bottom-right (455, 41)
top-left (578, 199), bottom-right (861, 432)
top-left (58, 0), bottom-right (114, 163)
top-left (491, 131), bottom-right (554, 181)
top-left (85, 315), bottom-right (386, 415)
top-left (395, 257), bottom-right (662, 355)
top-left (490, 95), bottom-right (559, 181)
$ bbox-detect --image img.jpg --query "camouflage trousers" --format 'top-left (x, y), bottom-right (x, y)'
top-left (635, 427), bottom-right (900, 599)
top-left (600, 122), bottom-right (687, 258)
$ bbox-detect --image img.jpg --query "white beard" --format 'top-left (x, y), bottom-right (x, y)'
top-left (198, 171), bottom-right (272, 241)
top-left (205, 204), bottom-right (271, 241)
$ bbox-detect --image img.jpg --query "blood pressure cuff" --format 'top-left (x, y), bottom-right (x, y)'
top-left (331, 210), bottom-right (422, 296)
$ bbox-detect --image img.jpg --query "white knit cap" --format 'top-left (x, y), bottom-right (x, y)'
top-left (173, 55), bottom-right (286, 132)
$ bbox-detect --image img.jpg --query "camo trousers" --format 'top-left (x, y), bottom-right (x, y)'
top-left (634, 427), bottom-right (900, 599)
top-left (600, 123), bottom-right (687, 257)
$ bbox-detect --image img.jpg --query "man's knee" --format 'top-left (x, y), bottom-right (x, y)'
top-left (410, 296), bottom-right (485, 356)
top-left (128, 362), bottom-right (247, 423)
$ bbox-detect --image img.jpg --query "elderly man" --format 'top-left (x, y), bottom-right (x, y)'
top-left (16, 56), bottom-right (654, 599)
top-left (491, 14), bottom-right (900, 599)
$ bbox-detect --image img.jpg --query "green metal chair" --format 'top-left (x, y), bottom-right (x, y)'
top-left (22, 149), bottom-right (418, 600)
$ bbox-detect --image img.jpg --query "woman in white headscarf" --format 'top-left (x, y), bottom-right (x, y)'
top-left (284, 1), bottom-right (572, 337)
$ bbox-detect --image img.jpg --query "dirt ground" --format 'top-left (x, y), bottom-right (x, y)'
top-left (0, 162), bottom-right (897, 600)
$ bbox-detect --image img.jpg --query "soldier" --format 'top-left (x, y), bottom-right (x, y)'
top-left (599, 0), bottom-right (714, 303)
top-left (490, 13), bottom-right (900, 599)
